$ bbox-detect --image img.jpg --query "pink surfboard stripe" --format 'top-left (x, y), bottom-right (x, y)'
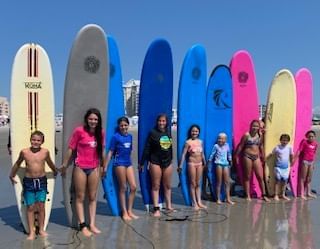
top-left (230, 50), bottom-right (262, 197)
top-left (292, 68), bottom-right (313, 196)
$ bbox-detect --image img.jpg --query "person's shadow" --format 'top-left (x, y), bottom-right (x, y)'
top-left (0, 205), bottom-right (25, 232)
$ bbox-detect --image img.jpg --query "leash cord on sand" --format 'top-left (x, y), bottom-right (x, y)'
top-left (122, 219), bottom-right (156, 249)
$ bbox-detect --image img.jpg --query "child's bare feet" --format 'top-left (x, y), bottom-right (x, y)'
top-left (282, 195), bottom-right (290, 201)
top-left (38, 230), bottom-right (48, 237)
top-left (274, 195), bottom-right (280, 201)
top-left (263, 195), bottom-right (270, 202)
top-left (90, 225), bottom-right (101, 235)
top-left (307, 193), bottom-right (317, 198)
top-left (198, 203), bottom-right (207, 209)
top-left (122, 214), bottom-right (132, 221)
top-left (153, 210), bottom-right (161, 217)
top-left (216, 199), bottom-right (222, 205)
top-left (26, 232), bottom-right (36, 240)
top-left (300, 195), bottom-right (307, 200)
top-left (81, 227), bottom-right (92, 237)
top-left (226, 199), bottom-right (235, 205)
top-left (128, 212), bottom-right (139, 219)
top-left (193, 205), bottom-right (200, 211)
top-left (245, 196), bottom-right (252, 201)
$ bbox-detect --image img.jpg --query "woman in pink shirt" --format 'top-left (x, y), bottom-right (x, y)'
top-left (61, 108), bottom-right (105, 237)
top-left (295, 130), bottom-right (318, 200)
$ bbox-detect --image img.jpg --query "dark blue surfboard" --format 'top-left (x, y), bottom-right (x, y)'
top-left (177, 44), bottom-right (207, 206)
top-left (138, 39), bottom-right (173, 211)
top-left (205, 65), bottom-right (233, 201)
top-left (101, 36), bottom-right (124, 216)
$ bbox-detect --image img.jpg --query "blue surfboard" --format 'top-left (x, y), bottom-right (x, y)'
top-left (177, 44), bottom-right (207, 206)
top-left (205, 65), bottom-right (232, 201)
top-left (138, 39), bottom-right (173, 211)
top-left (101, 36), bottom-right (124, 216)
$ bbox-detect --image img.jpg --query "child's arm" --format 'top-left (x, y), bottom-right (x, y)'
top-left (177, 142), bottom-right (189, 173)
top-left (102, 150), bottom-right (113, 177)
top-left (9, 151), bottom-right (24, 184)
top-left (45, 150), bottom-right (58, 176)
top-left (207, 145), bottom-right (216, 167)
top-left (60, 148), bottom-right (73, 176)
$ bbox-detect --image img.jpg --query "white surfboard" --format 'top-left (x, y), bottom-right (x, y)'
top-left (10, 43), bottom-right (55, 233)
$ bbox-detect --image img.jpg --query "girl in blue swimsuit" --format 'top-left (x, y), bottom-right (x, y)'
top-left (105, 117), bottom-right (138, 220)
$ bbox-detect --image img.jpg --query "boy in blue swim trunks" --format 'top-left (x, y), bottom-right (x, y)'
top-left (9, 131), bottom-right (58, 240)
top-left (269, 134), bottom-right (294, 201)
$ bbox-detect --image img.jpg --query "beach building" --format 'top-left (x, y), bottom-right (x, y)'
top-left (0, 97), bottom-right (9, 125)
top-left (123, 79), bottom-right (140, 117)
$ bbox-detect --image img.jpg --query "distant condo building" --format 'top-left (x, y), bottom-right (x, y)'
top-left (123, 79), bottom-right (140, 117)
top-left (259, 104), bottom-right (266, 120)
top-left (0, 96), bottom-right (9, 117)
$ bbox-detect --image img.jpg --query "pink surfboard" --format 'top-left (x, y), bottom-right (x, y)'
top-left (292, 68), bottom-right (313, 196)
top-left (230, 50), bottom-right (262, 197)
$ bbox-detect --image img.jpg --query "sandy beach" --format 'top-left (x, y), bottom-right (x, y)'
top-left (0, 126), bottom-right (320, 248)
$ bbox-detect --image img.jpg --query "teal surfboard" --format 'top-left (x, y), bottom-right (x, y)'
top-left (177, 44), bottom-right (207, 206)
top-left (101, 36), bottom-right (124, 216)
top-left (138, 39), bottom-right (173, 211)
top-left (205, 65), bottom-right (233, 201)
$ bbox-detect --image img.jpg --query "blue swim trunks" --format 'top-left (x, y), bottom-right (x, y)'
top-left (23, 176), bottom-right (47, 206)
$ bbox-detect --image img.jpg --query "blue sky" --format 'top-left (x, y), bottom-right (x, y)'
top-left (1, 1), bottom-right (319, 113)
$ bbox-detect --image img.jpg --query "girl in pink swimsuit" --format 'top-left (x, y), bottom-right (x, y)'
top-left (295, 130), bottom-right (318, 200)
top-left (178, 124), bottom-right (207, 210)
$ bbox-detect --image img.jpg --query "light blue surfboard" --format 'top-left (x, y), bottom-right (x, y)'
top-left (205, 65), bottom-right (233, 201)
top-left (138, 39), bottom-right (173, 211)
top-left (101, 36), bottom-right (124, 216)
top-left (177, 44), bottom-right (207, 206)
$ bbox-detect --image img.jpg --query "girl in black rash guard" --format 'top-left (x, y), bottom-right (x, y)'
top-left (139, 114), bottom-right (173, 217)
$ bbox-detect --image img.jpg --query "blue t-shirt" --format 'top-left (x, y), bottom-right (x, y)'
top-left (273, 144), bottom-right (293, 169)
top-left (208, 143), bottom-right (232, 166)
top-left (109, 132), bottom-right (132, 166)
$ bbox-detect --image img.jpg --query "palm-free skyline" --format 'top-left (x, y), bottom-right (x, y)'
top-left (1, 1), bottom-right (319, 113)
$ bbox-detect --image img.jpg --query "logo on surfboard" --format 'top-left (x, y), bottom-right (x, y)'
top-left (110, 63), bottom-right (115, 78)
top-left (84, 56), bottom-right (100, 73)
top-left (213, 89), bottom-right (231, 109)
top-left (24, 81), bottom-right (42, 89)
top-left (238, 71), bottom-right (249, 85)
top-left (267, 102), bottom-right (273, 122)
top-left (192, 67), bottom-right (201, 80)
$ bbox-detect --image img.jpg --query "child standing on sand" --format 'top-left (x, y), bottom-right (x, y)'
top-left (295, 130), bottom-right (318, 200)
top-left (207, 133), bottom-right (234, 205)
top-left (9, 131), bottom-right (58, 240)
top-left (269, 134), bottom-right (294, 201)
top-left (178, 124), bottom-right (207, 210)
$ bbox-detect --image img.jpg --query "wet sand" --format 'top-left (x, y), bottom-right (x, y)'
top-left (0, 126), bottom-right (320, 249)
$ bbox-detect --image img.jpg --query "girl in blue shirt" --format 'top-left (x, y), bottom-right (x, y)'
top-left (105, 117), bottom-right (138, 220)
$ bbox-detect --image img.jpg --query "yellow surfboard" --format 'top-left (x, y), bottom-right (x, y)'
top-left (10, 43), bottom-right (55, 233)
top-left (264, 69), bottom-right (296, 196)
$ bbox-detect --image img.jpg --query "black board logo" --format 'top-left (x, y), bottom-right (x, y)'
top-left (213, 89), bottom-right (231, 109)
top-left (267, 102), bottom-right (273, 122)
top-left (238, 71), bottom-right (249, 83)
top-left (24, 81), bottom-right (42, 89)
top-left (192, 67), bottom-right (201, 80)
top-left (84, 56), bottom-right (100, 74)
top-left (110, 63), bottom-right (115, 78)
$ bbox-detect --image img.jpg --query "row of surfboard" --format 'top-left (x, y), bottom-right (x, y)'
top-left (10, 24), bottom-right (312, 233)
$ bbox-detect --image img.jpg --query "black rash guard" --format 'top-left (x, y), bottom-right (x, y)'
top-left (140, 128), bottom-right (173, 168)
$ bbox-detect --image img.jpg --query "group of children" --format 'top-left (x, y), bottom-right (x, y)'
top-left (9, 112), bottom-right (318, 240)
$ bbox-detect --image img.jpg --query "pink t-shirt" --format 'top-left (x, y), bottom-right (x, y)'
top-left (298, 139), bottom-right (318, 161)
top-left (69, 126), bottom-right (105, 169)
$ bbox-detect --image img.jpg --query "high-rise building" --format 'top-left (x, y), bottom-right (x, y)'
top-left (0, 97), bottom-right (9, 117)
top-left (123, 79), bottom-right (140, 117)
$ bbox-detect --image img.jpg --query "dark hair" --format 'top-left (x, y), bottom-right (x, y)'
top-left (305, 130), bottom-right (316, 137)
top-left (188, 124), bottom-right (200, 139)
top-left (117, 116), bottom-right (129, 125)
top-left (83, 108), bottom-right (103, 161)
top-left (280, 134), bottom-right (290, 141)
top-left (30, 130), bottom-right (45, 143)
top-left (155, 113), bottom-right (169, 130)
top-left (250, 119), bottom-right (260, 127)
